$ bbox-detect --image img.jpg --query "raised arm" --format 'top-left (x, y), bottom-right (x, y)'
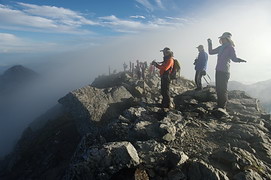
top-left (207, 38), bottom-right (220, 55)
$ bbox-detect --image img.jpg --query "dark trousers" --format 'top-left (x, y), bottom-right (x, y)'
top-left (161, 73), bottom-right (171, 108)
top-left (195, 70), bottom-right (203, 89)
top-left (215, 71), bottom-right (230, 108)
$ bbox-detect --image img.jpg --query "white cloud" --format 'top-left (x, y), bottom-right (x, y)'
top-left (135, 0), bottom-right (166, 12)
top-left (155, 0), bottom-right (164, 9)
top-left (99, 15), bottom-right (189, 33)
top-left (130, 15), bottom-right (146, 19)
top-left (99, 15), bottom-right (152, 32)
top-left (0, 33), bottom-right (20, 42)
top-left (18, 2), bottom-right (97, 26)
top-left (0, 2), bottom-right (190, 35)
top-left (0, 32), bottom-right (60, 53)
top-left (0, 3), bottom-right (97, 34)
top-left (135, 0), bottom-right (154, 12)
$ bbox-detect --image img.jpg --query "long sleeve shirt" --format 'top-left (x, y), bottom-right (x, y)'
top-left (208, 42), bottom-right (240, 73)
top-left (195, 51), bottom-right (208, 71)
top-left (156, 57), bottom-right (174, 76)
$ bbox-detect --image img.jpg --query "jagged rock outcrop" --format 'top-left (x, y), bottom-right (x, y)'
top-left (64, 140), bottom-right (140, 180)
top-left (58, 85), bottom-right (133, 135)
top-left (1, 71), bottom-right (271, 180)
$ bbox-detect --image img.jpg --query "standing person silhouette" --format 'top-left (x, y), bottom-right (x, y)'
top-left (194, 45), bottom-right (208, 90)
top-left (208, 32), bottom-right (246, 110)
top-left (152, 47), bottom-right (174, 109)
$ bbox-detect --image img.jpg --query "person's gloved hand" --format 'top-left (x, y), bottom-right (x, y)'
top-left (207, 38), bottom-right (212, 44)
top-left (193, 59), bottom-right (198, 65)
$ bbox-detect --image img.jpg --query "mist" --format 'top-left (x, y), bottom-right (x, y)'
top-left (0, 0), bottom-right (270, 157)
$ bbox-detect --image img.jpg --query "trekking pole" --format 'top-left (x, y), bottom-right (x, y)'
top-left (203, 73), bottom-right (212, 85)
top-left (206, 73), bottom-right (211, 82)
top-left (203, 76), bottom-right (209, 85)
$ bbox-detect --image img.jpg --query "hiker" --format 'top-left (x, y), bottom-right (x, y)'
top-left (136, 60), bottom-right (142, 80)
top-left (208, 32), bottom-right (246, 109)
top-left (123, 62), bottom-right (128, 72)
top-left (140, 62), bottom-right (146, 80)
top-left (152, 47), bottom-right (174, 109)
top-left (149, 62), bottom-right (155, 76)
top-left (194, 45), bottom-right (208, 90)
top-left (132, 62), bottom-right (135, 78)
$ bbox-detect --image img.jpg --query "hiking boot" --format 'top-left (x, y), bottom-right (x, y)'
top-left (212, 108), bottom-right (229, 119)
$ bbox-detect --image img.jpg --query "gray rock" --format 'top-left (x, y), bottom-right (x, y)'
top-left (211, 147), bottom-right (271, 178)
top-left (134, 86), bottom-right (144, 96)
top-left (261, 113), bottom-right (271, 121)
top-left (123, 107), bottom-right (147, 120)
top-left (167, 168), bottom-right (186, 180)
top-left (233, 169), bottom-right (263, 180)
top-left (91, 72), bottom-right (130, 88)
top-left (134, 140), bottom-right (188, 168)
top-left (185, 160), bottom-right (229, 180)
top-left (102, 118), bottom-right (130, 142)
top-left (59, 85), bottom-right (133, 135)
top-left (64, 141), bottom-right (140, 180)
top-left (133, 120), bottom-right (160, 140)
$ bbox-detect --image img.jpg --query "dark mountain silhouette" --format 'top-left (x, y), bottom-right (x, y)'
top-left (0, 71), bottom-right (270, 180)
top-left (0, 65), bottom-right (40, 158)
top-left (0, 65), bottom-right (39, 94)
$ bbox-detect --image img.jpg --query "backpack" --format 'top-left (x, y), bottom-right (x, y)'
top-left (170, 59), bottom-right (181, 79)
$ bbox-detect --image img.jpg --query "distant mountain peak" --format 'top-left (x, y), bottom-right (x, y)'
top-left (0, 65), bottom-right (39, 93)
top-left (2, 65), bottom-right (38, 78)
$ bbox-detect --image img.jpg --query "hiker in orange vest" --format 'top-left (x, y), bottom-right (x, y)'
top-left (152, 47), bottom-right (174, 109)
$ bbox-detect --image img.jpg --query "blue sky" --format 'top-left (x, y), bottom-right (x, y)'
top-left (0, 0), bottom-right (202, 51)
top-left (0, 0), bottom-right (271, 83)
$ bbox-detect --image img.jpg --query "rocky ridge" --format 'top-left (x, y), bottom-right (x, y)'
top-left (0, 71), bottom-right (271, 180)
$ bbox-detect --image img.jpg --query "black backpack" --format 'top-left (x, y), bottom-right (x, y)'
top-left (170, 59), bottom-right (181, 79)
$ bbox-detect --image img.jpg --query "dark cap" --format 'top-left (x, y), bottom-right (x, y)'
top-left (160, 47), bottom-right (170, 52)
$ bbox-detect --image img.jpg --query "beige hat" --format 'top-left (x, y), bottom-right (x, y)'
top-left (219, 32), bottom-right (235, 46)
top-left (219, 32), bottom-right (232, 39)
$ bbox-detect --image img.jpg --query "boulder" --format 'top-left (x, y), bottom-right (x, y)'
top-left (59, 85), bottom-right (133, 135)
top-left (184, 160), bottom-right (229, 180)
top-left (233, 170), bottom-right (263, 180)
top-left (64, 141), bottom-right (140, 180)
top-left (134, 140), bottom-right (189, 172)
top-left (211, 147), bottom-right (271, 179)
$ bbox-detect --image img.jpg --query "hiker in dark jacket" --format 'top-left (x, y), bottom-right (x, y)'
top-left (194, 45), bottom-right (208, 90)
top-left (208, 32), bottom-right (246, 109)
top-left (152, 47), bottom-right (174, 109)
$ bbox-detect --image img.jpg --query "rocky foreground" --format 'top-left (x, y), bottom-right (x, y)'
top-left (0, 72), bottom-right (271, 180)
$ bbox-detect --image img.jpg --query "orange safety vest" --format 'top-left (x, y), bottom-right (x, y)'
top-left (157, 57), bottom-right (174, 76)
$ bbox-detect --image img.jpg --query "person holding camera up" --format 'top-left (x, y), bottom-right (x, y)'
top-left (208, 32), bottom-right (246, 110)
top-left (152, 47), bottom-right (174, 109)
top-left (194, 45), bottom-right (208, 90)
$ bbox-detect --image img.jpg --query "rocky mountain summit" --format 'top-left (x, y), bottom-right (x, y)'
top-left (0, 72), bottom-right (271, 180)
